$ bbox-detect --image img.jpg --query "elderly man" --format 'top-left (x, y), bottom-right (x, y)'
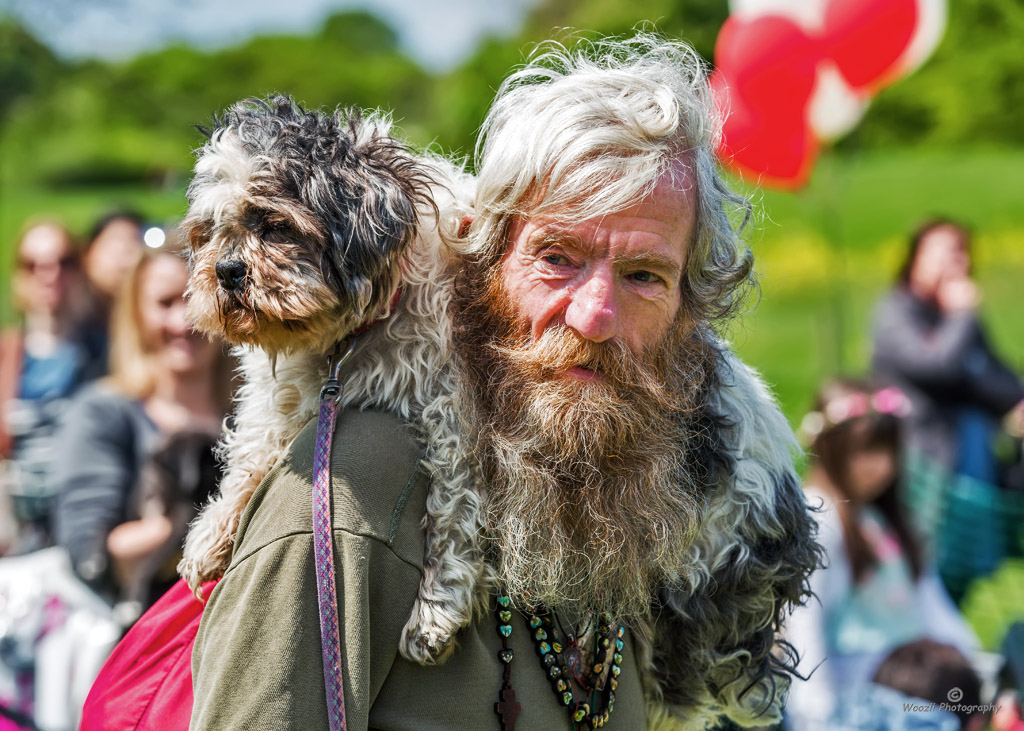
top-left (190, 36), bottom-right (818, 731)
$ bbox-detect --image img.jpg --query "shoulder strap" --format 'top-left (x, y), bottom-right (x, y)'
top-left (312, 340), bottom-right (357, 731)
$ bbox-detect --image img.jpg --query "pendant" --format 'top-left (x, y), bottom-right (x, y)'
top-left (564, 638), bottom-right (585, 683)
top-left (495, 685), bottom-right (521, 731)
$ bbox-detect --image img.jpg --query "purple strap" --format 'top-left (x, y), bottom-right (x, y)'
top-left (313, 341), bottom-right (355, 731)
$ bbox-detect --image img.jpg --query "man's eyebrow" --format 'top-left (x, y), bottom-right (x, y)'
top-left (615, 252), bottom-right (684, 277)
top-left (528, 228), bottom-right (590, 252)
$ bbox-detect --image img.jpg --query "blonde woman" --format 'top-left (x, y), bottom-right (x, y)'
top-left (53, 239), bottom-right (231, 608)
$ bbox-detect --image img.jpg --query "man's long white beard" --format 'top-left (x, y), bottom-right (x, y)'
top-left (455, 279), bottom-right (717, 622)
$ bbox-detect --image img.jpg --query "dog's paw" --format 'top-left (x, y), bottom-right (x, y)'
top-left (177, 553), bottom-right (229, 599)
top-left (178, 533), bottom-right (233, 598)
top-left (398, 598), bottom-right (464, 665)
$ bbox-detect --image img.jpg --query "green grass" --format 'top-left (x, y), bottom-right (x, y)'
top-left (3, 147), bottom-right (1023, 427)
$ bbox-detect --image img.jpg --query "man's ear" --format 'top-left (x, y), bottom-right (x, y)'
top-left (458, 214), bottom-right (474, 239)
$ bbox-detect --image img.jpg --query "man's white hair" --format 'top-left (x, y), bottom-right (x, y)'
top-left (469, 34), bottom-right (754, 322)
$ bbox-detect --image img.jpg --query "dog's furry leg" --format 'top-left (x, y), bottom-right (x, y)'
top-left (179, 350), bottom-right (321, 595)
top-left (398, 395), bottom-right (487, 663)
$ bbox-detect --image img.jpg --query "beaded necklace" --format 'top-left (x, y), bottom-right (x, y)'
top-left (493, 592), bottom-right (625, 730)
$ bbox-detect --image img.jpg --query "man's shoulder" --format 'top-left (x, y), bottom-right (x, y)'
top-left (230, 406), bottom-right (430, 570)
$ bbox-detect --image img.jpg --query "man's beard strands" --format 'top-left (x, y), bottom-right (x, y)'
top-left (453, 261), bottom-right (720, 622)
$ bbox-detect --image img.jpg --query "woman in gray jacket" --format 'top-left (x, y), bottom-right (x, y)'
top-left (872, 218), bottom-right (1024, 482)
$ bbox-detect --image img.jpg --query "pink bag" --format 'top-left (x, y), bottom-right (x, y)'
top-left (84, 350), bottom-right (351, 730)
top-left (80, 579), bottom-right (217, 731)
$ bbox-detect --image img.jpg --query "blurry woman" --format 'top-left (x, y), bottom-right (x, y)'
top-left (785, 379), bottom-right (978, 731)
top-left (82, 211), bottom-right (145, 327)
top-left (872, 218), bottom-right (1024, 482)
top-left (0, 222), bottom-right (105, 553)
top-left (52, 237), bottom-right (232, 614)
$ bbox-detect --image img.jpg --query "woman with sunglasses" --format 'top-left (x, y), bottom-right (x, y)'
top-left (0, 221), bottom-right (107, 554)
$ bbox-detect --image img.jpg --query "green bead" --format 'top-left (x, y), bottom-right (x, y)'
top-left (499, 624), bottom-right (512, 638)
top-left (497, 595), bottom-right (511, 608)
top-left (573, 703), bottom-right (590, 722)
top-left (529, 616), bottom-right (542, 629)
top-left (535, 628), bottom-right (547, 641)
top-left (561, 691), bottom-right (573, 706)
top-left (499, 610), bottom-right (512, 623)
top-left (601, 637), bottom-right (611, 649)
top-left (613, 652), bottom-right (623, 665)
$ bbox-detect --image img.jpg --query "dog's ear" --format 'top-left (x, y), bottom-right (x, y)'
top-left (316, 111), bottom-right (436, 319)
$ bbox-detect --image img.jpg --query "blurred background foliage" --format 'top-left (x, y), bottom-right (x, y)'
top-left (1, 0), bottom-right (1022, 423)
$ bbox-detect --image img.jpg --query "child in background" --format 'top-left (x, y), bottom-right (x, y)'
top-left (786, 379), bottom-right (979, 730)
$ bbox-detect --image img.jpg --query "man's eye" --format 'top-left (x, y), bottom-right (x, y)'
top-left (542, 253), bottom-right (570, 266)
top-left (628, 271), bottom-right (661, 284)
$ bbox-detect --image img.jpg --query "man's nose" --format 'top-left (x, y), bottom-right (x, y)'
top-left (564, 268), bottom-right (619, 343)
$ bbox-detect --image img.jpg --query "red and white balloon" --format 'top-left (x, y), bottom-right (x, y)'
top-left (715, 0), bottom-right (946, 189)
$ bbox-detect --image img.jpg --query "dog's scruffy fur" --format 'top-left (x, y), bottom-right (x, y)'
top-left (633, 349), bottom-right (821, 728)
top-left (178, 96), bottom-right (483, 663)
top-left (178, 95), bottom-right (820, 727)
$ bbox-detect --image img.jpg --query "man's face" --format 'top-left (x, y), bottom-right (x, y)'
top-left (499, 168), bottom-right (696, 366)
top-left (452, 166), bottom-right (715, 619)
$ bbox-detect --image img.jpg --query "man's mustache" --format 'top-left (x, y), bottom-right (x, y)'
top-left (490, 324), bottom-right (691, 413)
top-left (493, 325), bottom-right (646, 381)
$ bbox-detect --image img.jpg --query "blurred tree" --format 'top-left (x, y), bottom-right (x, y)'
top-left (842, 0), bottom-right (1024, 148)
top-left (2, 0), bottom-right (1023, 190)
top-left (0, 18), bottom-right (63, 122)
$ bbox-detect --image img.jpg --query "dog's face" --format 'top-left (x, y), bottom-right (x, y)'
top-left (183, 96), bottom-right (432, 355)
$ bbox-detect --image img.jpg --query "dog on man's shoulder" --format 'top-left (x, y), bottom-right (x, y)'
top-left (178, 95), bottom-right (483, 663)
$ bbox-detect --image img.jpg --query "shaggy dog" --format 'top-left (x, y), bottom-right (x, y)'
top-left (177, 96), bottom-right (482, 663)
top-left (177, 95), bottom-right (819, 727)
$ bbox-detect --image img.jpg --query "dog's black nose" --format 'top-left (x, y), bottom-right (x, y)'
top-left (215, 260), bottom-right (247, 291)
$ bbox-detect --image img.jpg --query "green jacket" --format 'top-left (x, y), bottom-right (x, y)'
top-left (191, 407), bottom-right (646, 730)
